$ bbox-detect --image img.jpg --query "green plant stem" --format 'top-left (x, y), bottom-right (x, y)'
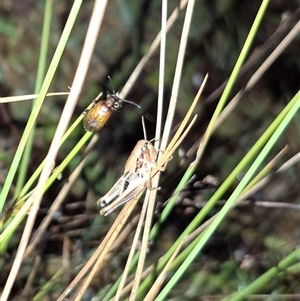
top-left (14, 0), bottom-right (53, 198)
top-left (222, 247), bottom-right (300, 301)
top-left (0, 0), bottom-right (83, 212)
top-left (155, 90), bottom-right (300, 301)
top-left (0, 132), bottom-right (92, 252)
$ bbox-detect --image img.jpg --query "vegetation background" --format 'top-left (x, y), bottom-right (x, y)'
top-left (1, 0), bottom-right (299, 300)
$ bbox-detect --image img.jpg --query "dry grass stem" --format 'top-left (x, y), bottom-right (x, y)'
top-left (1, 1), bottom-right (108, 300)
top-left (121, 0), bottom-right (189, 98)
top-left (0, 92), bottom-right (70, 103)
top-left (114, 193), bottom-right (149, 301)
top-left (187, 20), bottom-right (300, 158)
top-left (73, 190), bottom-right (143, 301)
top-left (24, 137), bottom-right (99, 259)
top-left (143, 238), bottom-right (185, 301)
top-left (128, 1), bottom-right (169, 299)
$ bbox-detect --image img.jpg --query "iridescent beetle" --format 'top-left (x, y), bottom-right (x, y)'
top-left (83, 80), bottom-right (140, 132)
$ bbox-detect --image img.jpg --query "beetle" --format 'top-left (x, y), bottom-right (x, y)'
top-left (83, 92), bottom-right (140, 132)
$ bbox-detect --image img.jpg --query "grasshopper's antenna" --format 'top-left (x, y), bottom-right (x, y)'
top-left (142, 115), bottom-right (147, 140)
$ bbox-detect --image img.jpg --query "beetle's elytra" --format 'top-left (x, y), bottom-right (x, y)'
top-left (83, 93), bottom-right (140, 132)
top-left (83, 94), bottom-right (120, 132)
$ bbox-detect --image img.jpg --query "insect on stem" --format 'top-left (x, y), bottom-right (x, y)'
top-left (97, 138), bottom-right (159, 215)
top-left (82, 79), bottom-right (140, 132)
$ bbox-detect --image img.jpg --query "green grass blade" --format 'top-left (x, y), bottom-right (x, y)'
top-left (14, 0), bottom-right (53, 198)
top-left (155, 91), bottom-right (300, 301)
top-left (222, 247), bottom-right (300, 301)
top-left (0, 132), bottom-right (92, 251)
top-left (0, 0), bottom-right (83, 211)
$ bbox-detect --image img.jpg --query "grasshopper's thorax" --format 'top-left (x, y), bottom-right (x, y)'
top-left (140, 141), bottom-right (157, 165)
top-left (124, 140), bottom-right (157, 174)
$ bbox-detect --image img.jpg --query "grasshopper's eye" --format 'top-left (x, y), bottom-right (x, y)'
top-left (141, 145), bottom-right (148, 153)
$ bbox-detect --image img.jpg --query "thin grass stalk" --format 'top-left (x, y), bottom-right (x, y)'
top-left (160, 0), bottom-right (196, 151)
top-left (195, 0), bottom-right (271, 165)
top-left (242, 146), bottom-right (288, 192)
top-left (136, 89), bottom-right (299, 299)
top-left (102, 78), bottom-right (206, 301)
top-left (121, 0), bottom-right (189, 98)
top-left (0, 1), bottom-right (82, 212)
top-left (1, 0), bottom-right (105, 299)
top-left (143, 239), bottom-right (184, 301)
top-left (14, 0), bottom-right (53, 199)
top-left (0, 131), bottom-right (92, 254)
top-left (155, 0), bottom-right (167, 146)
top-left (54, 5), bottom-right (193, 293)
top-left (222, 247), bottom-right (300, 301)
top-left (75, 114), bottom-right (197, 300)
top-left (32, 269), bottom-right (64, 301)
top-left (0, 113), bottom-right (87, 247)
top-left (186, 19), bottom-right (300, 158)
top-left (129, 1), bottom-right (169, 299)
top-left (114, 192), bottom-right (149, 301)
top-left (73, 190), bottom-right (144, 301)
top-left (81, 145), bottom-right (300, 301)
top-left (155, 91), bottom-right (300, 300)
top-left (23, 136), bottom-right (99, 258)
top-left (0, 92), bottom-right (69, 103)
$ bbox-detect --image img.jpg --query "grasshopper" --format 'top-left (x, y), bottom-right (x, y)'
top-left (97, 139), bottom-right (158, 216)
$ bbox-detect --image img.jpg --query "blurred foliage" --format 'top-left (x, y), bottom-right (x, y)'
top-left (1, 0), bottom-right (299, 299)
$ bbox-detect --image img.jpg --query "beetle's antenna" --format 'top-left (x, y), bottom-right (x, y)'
top-left (107, 76), bottom-right (141, 109)
top-left (122, 99), bottom-right (141, 109)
